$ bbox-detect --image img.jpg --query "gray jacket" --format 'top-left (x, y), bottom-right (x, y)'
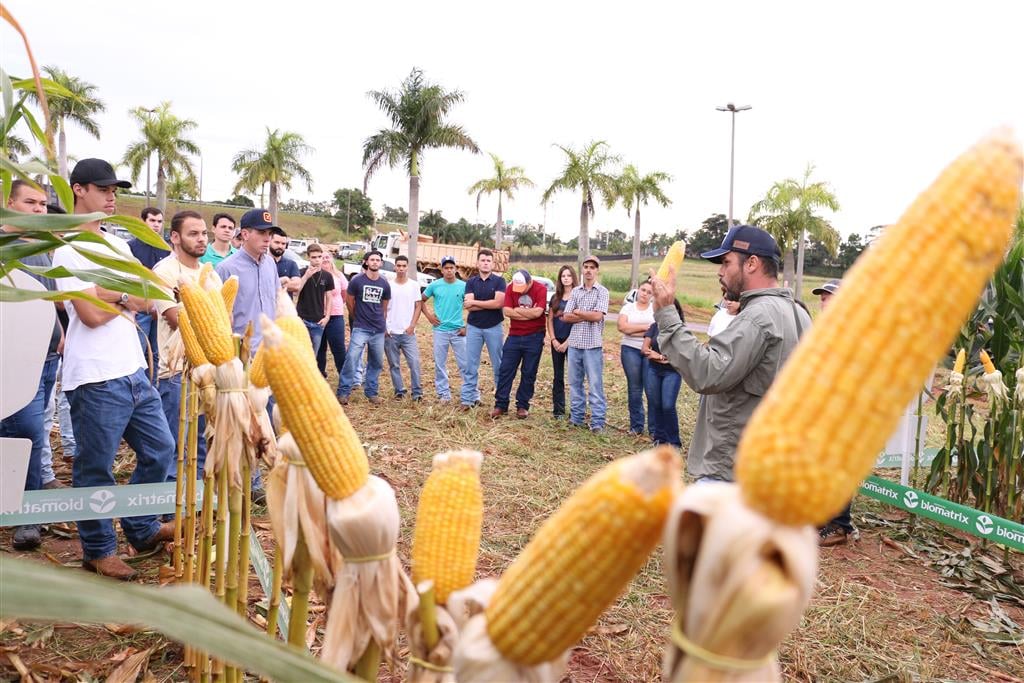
top-left (656, 287), bottom-right (810, 481)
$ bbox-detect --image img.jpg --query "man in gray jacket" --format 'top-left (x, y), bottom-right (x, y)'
top-left (651, 225), bottom-right (810, 481)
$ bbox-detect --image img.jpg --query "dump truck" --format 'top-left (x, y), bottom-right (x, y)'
top-left (370, 231), bottom-right (510, 279)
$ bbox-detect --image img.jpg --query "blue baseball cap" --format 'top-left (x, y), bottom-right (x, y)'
top-left (239, 208), bottom-right (277, 230)
top-left (440, 255), bottom-right (457, 267)
top-left (700, 225), bottom-right (781, 264)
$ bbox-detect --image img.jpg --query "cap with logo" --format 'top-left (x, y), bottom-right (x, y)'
top-left (811, 279), bottom-right (841, 296)
top-left (511, 268), bottom-right (532, 293)
top-left (440, 255), bottom-right (457, 267)
top-left (239, 208), bottom-right (277, 231)
top-left (700, 225), bottom-right (781, 264)
top-left (69, 158), bottom-right (132, 189)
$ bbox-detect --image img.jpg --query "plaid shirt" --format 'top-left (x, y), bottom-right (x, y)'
top-left (564, 282), bottom-right (609, 349)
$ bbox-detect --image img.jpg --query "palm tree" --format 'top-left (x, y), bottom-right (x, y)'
top-left (542, 141), bottom-right (619, 269)
top-left (363, 68), bottom-right (479, 268)
top-left (122, 102), bottom-right (199, 212)
top-left (613, 164), bottom-right (672, 288)
top-left (232, 128), bottom-right (313, 223)
top-left (28, 66), bottom-right (105, 179)
top-left (467, 153), bottom-right (533, 249)
top-left (166, 171), bottom-right (198, 201)
top-left (748, 164), bottom-right (840, 298)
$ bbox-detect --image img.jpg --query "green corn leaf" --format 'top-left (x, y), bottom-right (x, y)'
top-left (16, 264), bottom-right (172, 300)
top-left (105, 214), bottom-right (169, 249)
top-left (0, 284), bottom-right (119, 314)
top-left (0, 207), bottom-right (107, 230)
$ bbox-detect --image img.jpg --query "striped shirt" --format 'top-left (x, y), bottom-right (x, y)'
top-left (564, 282), bottom-right (609, 349)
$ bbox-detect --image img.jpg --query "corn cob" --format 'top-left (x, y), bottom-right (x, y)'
top-left (259, 315), bottom-right (369, 499)
top-left (485, 447), bottom-right (679, 665)
top-left (736, 130), bottom-right (1022, 527)
top-left (953, 348), bottom-right (966, 375)
top-left (220, 275), bottom-right (239, 316)
top-left (412, 451), bottom-right (484, 604)
top-left (657, 240), bottom-right (686, 281)
top-left (178, 279), bottom-right (235, 365)
top-left (198, 262), bottom-right (213, 289)
top-left (250, 314), bottom-right (313, 388)
top-left (980, 349), bottom-right (997, 374)
top-left (177, 309), bottom-right (209, 368)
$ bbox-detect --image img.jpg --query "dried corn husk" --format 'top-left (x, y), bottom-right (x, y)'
top-left (202, 358), bottom-right (255, 485)
top-left (662, 482), bottom-right (817, 682)
top-left (321, 475), bottom-right (413, 672)
top-left (245, 385), bottom-right (278, 468)
top-left (190, 363), bottom-right (218, 424)
top-left (1016, 367), bottom-right (1024, 403)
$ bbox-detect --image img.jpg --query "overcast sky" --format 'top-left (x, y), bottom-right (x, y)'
top-left (3, 1), bottom-right (1022, 241)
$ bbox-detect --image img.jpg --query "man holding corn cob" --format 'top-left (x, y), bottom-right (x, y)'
top-left (652, 225), bottom-right (809, 481)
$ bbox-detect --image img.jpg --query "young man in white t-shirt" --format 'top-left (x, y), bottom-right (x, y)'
top-left (51, 158), bottom-right (177, 580)
top-left (384, 255), bottom-right (424, 400)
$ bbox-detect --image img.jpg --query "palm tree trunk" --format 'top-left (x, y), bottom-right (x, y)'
top-left (631, 204), bottom-right (641, 289)
top-left (578, 195), bottom-right (589, 272)
top-left (408, 174), bottom-right (420, 270)
top-left (156, 162), bottom-right (167, 214)
top-left (495, 194), bottom-right (503, 249)
top-left (58, 123), bottom-right (68, 180)
top-left (794, 228), bottom-right (806, 299)
top-left (269, 183), bottom-right (279, 224)
top-left (783, 249), bottom-right (796, 290)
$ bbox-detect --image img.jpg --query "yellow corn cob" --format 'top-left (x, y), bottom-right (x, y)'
top-left (980, 350), bottom-right (997, 374)
top-left (177, 309), bottom-right (209, 368)
top-left (220, 275), bottom-right (239, 316)
top-left (736, 130), bottom-right (1022, 527)
top-left (198, 262), bottom-right (213, 288)
top-left (485, 447), bottom-right (679, 665)
top-left (412, 451), bottom-right (483, 604)
top-left (657, 240), bottom-right (686, 281)
top-left (178, 279), bottom-right (235, 365)
top-left (952, 348), bottom-right (966, 375)
top-left (250, 314), bottom-right (313, 387)
top-left (259, 315), bottom-right (369, 499)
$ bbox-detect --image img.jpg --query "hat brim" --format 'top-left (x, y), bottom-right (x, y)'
top-left (511, 283), bottom-right (529, 293)
top-left (700, 247), bottom-right (730, 263)
top-left (441, 261), bottom-right (456, 268)
top-left (85, 178), bottom-right (132, 189)
top-left (811, 286), bottom-right (836, 296)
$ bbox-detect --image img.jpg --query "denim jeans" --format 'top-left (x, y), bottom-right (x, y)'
top-left (494, 331), bottom-right (544, 411)
top-left (432, 329), bottom-right (471, 403)
top-left (302, 318), bottom-right (325, 357)
top-left (385, 333), bottom-right (423, 398)
top-left (158, 373), bottom-right (208, 479)
top-left (465, 323), bottom-right (503, 403)
top-left (644, 364), bottom-right (682, 447)
top-left (0, 353), bottom-right (59, 492)
top-left (621, 346), bottom-right (649, 434)
top-left (338, 328), bottom-right (384, 399)
top-left (67, 367), bottom-right (176, 560)
top-left (568, 347), bottom-right (606, 428)
top-left (135, 311), bottom-right (159, 383)
top-left (39, 381), bottom-right (58, 484)
top-left (317, 314), bottom-right (346, 377)
top-left (551, 338), bottom-right (568, 416)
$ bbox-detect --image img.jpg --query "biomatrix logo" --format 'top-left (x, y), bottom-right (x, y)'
top-left (903, 491), bottom-right (919, 509)
top-left (89, 490), bottom-right (116, 514)
top-left (976, 515), bottom-right (994, 536)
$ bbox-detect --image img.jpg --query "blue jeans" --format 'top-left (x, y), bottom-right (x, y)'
top-left (135, 311), bottom-right (159, 383)
top-left (317, 315), bottom-right (346, 377)
top-left (432, 329), bottom-right (471, 403)
top-left (158, 373), bottom-right (208, 479)
top-left (338, 328), bottom-right (384, 399)
top-left (67, 367), bottom-right (176, 560)
top-left (385, 333), bottom-right (423, 398)
top-left (621, 346), bottom-right (649, 434)
top-left (568, 347), bottom-right (606, 429)
top-left (494, 331), bottom-right (544, 411)
top-left (465, 323), bottom-right (503, 403)
top-left (551, 339), bottom-right (568, 416)
top-left (302, 318), bottom-right (325, 357)
top-left (644, 365), bottom-right (682, 447)
top-left (0, 353), bottom-right (59, 493)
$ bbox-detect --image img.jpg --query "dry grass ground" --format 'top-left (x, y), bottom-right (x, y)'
top-left (3, 310), bottom-right (1021, 681)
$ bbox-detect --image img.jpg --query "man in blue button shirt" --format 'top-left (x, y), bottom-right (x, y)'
top-left (214, 208), bottom-right (281, 352)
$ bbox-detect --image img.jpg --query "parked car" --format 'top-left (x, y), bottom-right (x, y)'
top-left (533, 275), bottom-right (556, 306)
top-left (283, 248), bottom-right (309, 271)
top-left (338, 242), bottom-right (367, 259)
top-left (287, 238), bottom-right (318, 255)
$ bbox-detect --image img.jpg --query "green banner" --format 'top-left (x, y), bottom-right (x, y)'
top-left (0, 482), bottom-right (202, 526)
top-left (858, 476), bottom-right (1024, 551)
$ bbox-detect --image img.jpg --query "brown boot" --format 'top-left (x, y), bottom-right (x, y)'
top-left (82, 555), bottom-right (137, 581)
top-left (135, 521), bottom-right (175, 552)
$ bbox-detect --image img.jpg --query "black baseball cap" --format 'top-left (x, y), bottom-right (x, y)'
top-left (69, 158), bottom-right (131, 188)
top-left (812, 279), bottom-right (841, 296)
top-left (239, 208), bottom-right (277, 230)
top-left (700, 225), bottom-right (781, 264)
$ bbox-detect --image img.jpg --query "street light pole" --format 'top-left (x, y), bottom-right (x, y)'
top-left (716, 103), bottom-right (752, 228)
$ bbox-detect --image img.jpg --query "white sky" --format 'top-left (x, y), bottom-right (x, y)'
top-left (3, 1), bottom-right (1022, 242)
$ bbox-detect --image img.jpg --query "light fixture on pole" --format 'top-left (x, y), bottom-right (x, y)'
top-left (715, 102), bottom-right (752, 228)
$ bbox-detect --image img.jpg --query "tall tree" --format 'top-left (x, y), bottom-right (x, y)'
top-left (612, 164), bottom-right (672, 287)
top-left (29, 66), bottom-right (105, 179)
top-left (541, 140), bottom-right (618, 270)
top-left (467, 152), bottom-right (533, 249)
top-left (166, 171), bottom-right (198, 201)
top-left (232, 128), bottom-right (313, 223)
top-left (332, 188), bottom-right (374, 230)
top-left (122, 102), bottom-right (199, 212)
top-left (362, 67), bottom-right (479, 269)
top-left (747, 164), bottom-right (840, 297)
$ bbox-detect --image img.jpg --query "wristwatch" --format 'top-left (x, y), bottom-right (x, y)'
top-left (119, 292), bottom-right (130, 306)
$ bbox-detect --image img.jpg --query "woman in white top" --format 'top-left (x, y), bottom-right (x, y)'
top-left (617, 279), bottom-right (656, 435)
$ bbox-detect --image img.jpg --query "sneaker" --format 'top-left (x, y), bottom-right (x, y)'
top-left (818, 524), bottom-right (851, 547)
top-left (394, 393), bottom-right (406, 401)
top-left (12, 525), bottom-right (41, 550)
top-left (82, 555), bottom-right (137, 581)
top-left (42, 479), bottom-right (65, 490)
top-left (590, 426), bottom-right (605, 434)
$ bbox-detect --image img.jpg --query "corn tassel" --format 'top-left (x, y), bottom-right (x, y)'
top-left (412, 451), bottom-right (484, 605)
top-left (735, 129), bottom-right (1022, 526)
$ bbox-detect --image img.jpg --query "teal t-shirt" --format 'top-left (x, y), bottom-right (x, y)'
top-left (200, 245), bottom-right (237, 266)
top-left (424, 278), bottom-right (466, 331)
